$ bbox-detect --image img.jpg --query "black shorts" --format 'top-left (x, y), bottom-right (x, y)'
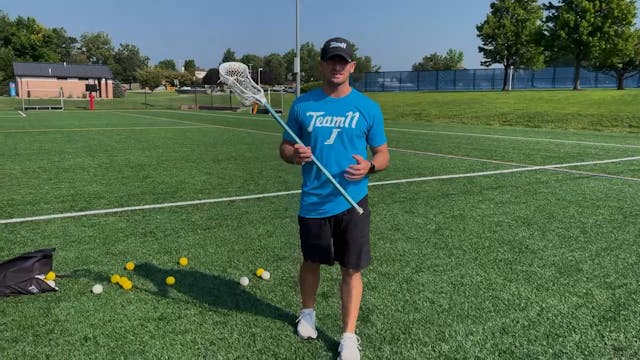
top-left (298, 196), bottom-right (371, 270)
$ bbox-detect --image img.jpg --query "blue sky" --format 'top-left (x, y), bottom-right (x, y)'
top-left (2, 1), bottom-right (639, 71)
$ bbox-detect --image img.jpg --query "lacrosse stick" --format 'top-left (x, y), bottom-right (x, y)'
top-left (218, 62), bottom-right (364, 215)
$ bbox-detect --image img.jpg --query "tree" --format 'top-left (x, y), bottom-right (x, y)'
top-left (282, 49), bottom-right (296, 81)
top-left (112, 43), bottom-right (149, 86)
top-left (45, 27), bottom-right (78, 62)
top-left (300, 42), bottom-right (320, 82)
top-left (0, 13), bottom-right (17, 85)
top-left (588, 0), bottom-right (638, 90)
top-left (79, 31), bottom-right (114, 64)
top-left (221, 48), bottom-right (236, 63)
top-left (171, 70), bottom-right (200, 87)
top-left (546, 54), bottom-right (576, 67)
top-left (412, 53), bottom-right (444, 71)
top-left (353, 55), bottom-right (380, 73)
top-left (183, 59), bottom-right (196, 75)
top-left (0, 13), bottom-right (80, 90)
top-left (112, 80), bottom-right (125, 98)
top-left (263, 53), bottom-right (286, 85)
top-left (238, 53), bottom-right (263, 81)
top-left (136, 67), bottom-right (166, 89)
top-left (9, 16), bottom-right (59, 62)
top-left (543, 0), bottom-right (629, 90)
top-left (0, 47), bottom-right (15, 82)
top-left (412, 49), bottom-right (465, 71)
top-left (349, 41), bottom-right (381, 82)
top-left (0, 11), bottom-right (12, 47)
top-left (156, 59), bottom-right (177, 71)
top-left (544, 0), bottom-right (591, 90)
top-left (66, 51), bottom-right (90, 64)
top-left (214, 41), bottom-right (378, 87)
top-left (477, 0), bottom-right (545, 90)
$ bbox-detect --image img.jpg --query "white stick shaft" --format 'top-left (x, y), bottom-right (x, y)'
top-left (262, 101), bottom-right (364, 215)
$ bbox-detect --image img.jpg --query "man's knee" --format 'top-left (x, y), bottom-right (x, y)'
top-left (341, 267), bottom-right (362, 278)
top-left (301, 261), bottom-right (321, 272)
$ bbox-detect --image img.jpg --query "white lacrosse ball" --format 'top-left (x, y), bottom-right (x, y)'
top-left (91, 284), bottom-right (104, 295)
top-left (260, 271), bottom-right (271, 280)
top-left (239, 276), bottom-right (250, 287)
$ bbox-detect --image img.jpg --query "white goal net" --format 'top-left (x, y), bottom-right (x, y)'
top-left (22, 88), bottom-right (64, 111)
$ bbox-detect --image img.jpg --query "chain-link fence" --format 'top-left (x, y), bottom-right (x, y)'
top-left (352, 67), bottom-right (640, 92)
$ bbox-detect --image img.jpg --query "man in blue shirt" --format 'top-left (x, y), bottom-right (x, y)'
top-left (280, 36), bottom-right (389, 360)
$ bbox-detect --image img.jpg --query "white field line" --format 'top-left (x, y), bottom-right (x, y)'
top-left (86, 109), bottom-right (260, 121)
top-left (18, 111), bottom-right (26, 117)
top-left (0, 114), bottom-right (272, 134)
top-left (391, 148), bottom-right (640, 182)
top-left (10, 111), bottom-right (638, 182)
top-left (371, 155), bottom-right (640, 186)
top-left (18, 112), bottom-right (636, 181)
top-left (114, 112), bottom-right (279, 137)
top-left (387, 127), bottom-right (640, 149)
top-left (3, 113), bottom-right (639, 224)
top-left (156, 109), bottom-right (268, 121)
top-left (2, 156), bottom-right (639, 225)
top-left (0, 125), bottom-right (210, 133)
top-left (5, 109), bottom-right (639, 151)
top-left (18, 108), bottom-right (639, 149)
top-left (0, 190), bottom-right (300, 224)
top-left (0, 111), bottom-right (267, 133)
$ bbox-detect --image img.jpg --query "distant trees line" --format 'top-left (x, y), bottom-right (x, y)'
top-left (475, 0), bottom-right (640, 90)
top-left (1, 0), bottom-right (639, 92)
top-left (0, 10), bottom-right (379, 92)
top-left (415, 0), bottom-right (640, 91)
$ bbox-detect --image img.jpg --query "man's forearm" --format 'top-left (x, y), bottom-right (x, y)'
top-left (370, 146), bottom-right (390, 172)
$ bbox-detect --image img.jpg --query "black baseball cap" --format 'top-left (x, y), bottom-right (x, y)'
top-left (320, 37), bottom-right (354, 62)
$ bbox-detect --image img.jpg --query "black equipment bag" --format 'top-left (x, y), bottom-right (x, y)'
top-left (0, 248), bottom-right (58, 296)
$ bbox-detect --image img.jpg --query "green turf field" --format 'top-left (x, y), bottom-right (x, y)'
top-left (3, 88), bottom-right (640, 132)
top-left (1, 91), bottom-right (640, 359)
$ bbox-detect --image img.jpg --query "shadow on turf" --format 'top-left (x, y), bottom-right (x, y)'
top-left (130, 262), bottom-right (339, 356)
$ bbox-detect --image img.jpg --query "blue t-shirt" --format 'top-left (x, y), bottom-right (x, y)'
top-left (284, 88), bottom-right (387, 218)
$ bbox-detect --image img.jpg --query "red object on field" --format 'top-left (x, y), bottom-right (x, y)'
top-left (89, 93), bottom-right (95, 110)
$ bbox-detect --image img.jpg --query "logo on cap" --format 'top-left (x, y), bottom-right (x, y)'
top-left (321, 37), bottom-right (353, 62)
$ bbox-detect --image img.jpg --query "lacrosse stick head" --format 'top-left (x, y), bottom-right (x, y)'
top-left (218, 62), bottom-right (266, 106)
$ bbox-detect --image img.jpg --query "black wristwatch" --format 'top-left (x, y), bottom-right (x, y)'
top-left (368, 161), bottom-right (376, 174)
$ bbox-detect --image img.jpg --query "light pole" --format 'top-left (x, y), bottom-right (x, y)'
top-left (295, 0), bottom-right (300, 97)
top-left (258, 68), bottom-right (263, 86)
top-left (248, 63), bottom-right (253, 79)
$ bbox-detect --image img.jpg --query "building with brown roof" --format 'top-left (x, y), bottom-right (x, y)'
top-left (12, 62), bottom-right (114, 99)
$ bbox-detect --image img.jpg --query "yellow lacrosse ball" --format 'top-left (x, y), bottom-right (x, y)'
top-left (45, 271), bottom-right (56, 281)
top-left (165, 276), bottom-right (176, 286)
top-left (125, 261), bottom-right (135, 271)
top-left (255, 268), bottom-right (264, 277)
top-left (178, 257), bottom-right (188, 266)
top-left (121, 280), bottom-right (133, 290)
top-left (110, 274), bottom-right (121, 284)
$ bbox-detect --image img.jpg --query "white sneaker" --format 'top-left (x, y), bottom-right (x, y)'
top-left (296, 309), bottom-right (318, 339)
top-left (338, 333), bottom-right (361, 360)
